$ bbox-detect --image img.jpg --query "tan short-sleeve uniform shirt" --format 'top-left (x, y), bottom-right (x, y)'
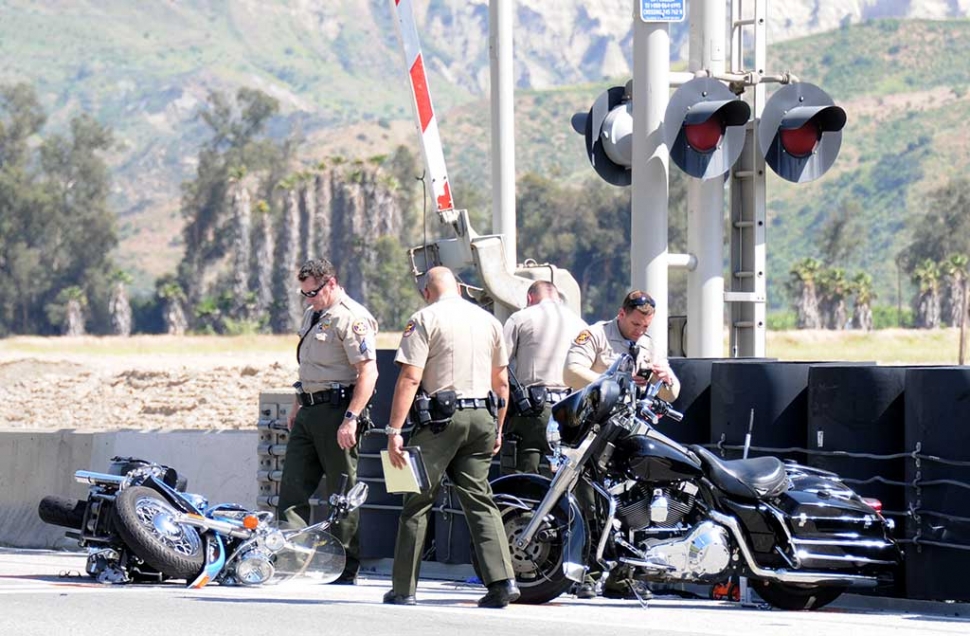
top-left (395, 296), bottom-right (507, 398)
top-left (503, 299), bottom-right (587, 389)
top-left (297, 294), bottom-right (378, 393)
top-left (564, 318), bottom-right (655, 387)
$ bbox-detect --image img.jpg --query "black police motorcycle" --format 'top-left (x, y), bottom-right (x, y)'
top-left (491, 355), bottom-right (900, 609)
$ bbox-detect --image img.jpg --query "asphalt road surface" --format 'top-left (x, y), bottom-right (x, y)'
top-left (1, 549), bottom-right (967, 636)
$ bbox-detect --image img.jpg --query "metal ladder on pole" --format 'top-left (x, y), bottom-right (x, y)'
top-left (727, 0), bottom-right (767, 357)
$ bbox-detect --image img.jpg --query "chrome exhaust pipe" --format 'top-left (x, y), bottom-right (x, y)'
top-left (74, 471), bottom-right (126, 486)
top-left (709, 510), bottom-right (880, 588)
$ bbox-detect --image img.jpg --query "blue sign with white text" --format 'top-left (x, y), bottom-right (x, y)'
top-left (640, 0), bottom-right (685, 23)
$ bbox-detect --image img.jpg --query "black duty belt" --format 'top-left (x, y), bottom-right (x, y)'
top-left (455, 398), bottom-right (489, 410)
top-left (299, 386), bottom-right (353, 407)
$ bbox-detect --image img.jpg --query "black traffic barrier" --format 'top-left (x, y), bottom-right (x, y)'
top-left (807, 364), bottom-right (907, 516)
top-left (904, 366), bottom-right (970, 602)
top-left (663, 358), bottom-right (716, 445)
top-left (709, 359), bottom-right (814, 461)
top-left (711, 360), bottom-right (871, 462)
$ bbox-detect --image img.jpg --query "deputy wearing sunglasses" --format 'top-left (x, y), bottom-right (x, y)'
top-left (564, 289), bottom-right (680, 399)
top-left (562, 289), bottom-right (680, 601)
top-left (276, 258), bottom-right (379, 586)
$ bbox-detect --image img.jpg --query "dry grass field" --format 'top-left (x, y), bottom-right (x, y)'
top-left (0, 329), bottom-right (965, 433)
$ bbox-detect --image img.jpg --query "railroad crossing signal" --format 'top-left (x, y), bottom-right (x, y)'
top-left (759, 82), bottom-right (847, 183)
top-left (571, 83), bottom-right (633, 187)
top-left (664, 77), bottom-right (751, 180)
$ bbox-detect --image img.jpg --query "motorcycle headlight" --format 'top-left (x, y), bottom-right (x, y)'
top-left (261, 529), bottom-right (286, 553)
top-left (235, 552), bottom-right (275, 586)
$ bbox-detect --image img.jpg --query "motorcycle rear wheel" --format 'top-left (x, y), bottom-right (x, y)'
top-left (753, 580), bottom-right (845, 610)
top-left (38, 496), bottom-right (87, 530)
top-left (113, 486), bottom-right (205, 581)
top-left (501, 506), bottom-right (573, 604)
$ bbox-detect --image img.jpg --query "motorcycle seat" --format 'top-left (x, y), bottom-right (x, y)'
top-left (688, 445), bottom-right (788, 500)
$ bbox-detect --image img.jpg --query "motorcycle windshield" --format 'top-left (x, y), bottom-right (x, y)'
top-left (552, 354), bottom-right (635, 446)
top-left (270, 527), bottom-right (346, 584)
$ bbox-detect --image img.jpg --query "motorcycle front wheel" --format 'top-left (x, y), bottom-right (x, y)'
top-left (501, 506), bottom-right (573, 604)
top-left (752, 580), bottom-right (846, 610)
top-left (113, 486), bottom-right (205, 581)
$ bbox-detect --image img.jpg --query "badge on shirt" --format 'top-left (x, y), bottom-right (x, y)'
top-left (403, 320), bottom-right (416, 337)
top-left (359, 339), bottom-right (370, 354)
top-left (320, 319), bottom-right (332, 331)
top-left (574, 330), bottom-right (591, 345)
top-left (352, 320), bottom-right (370, 336)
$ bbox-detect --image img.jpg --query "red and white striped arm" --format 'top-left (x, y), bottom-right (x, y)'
top-left (389, 0), bottom-right (455, 216)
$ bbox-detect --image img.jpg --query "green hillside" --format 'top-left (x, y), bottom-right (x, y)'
top-left (2, 5), bottom-right (967, 313)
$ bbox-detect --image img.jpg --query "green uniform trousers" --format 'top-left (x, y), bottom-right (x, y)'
top-left (277, 403), bottom-right (360, 578)
top-left (391, 409), bottom-right (514, 596)
top-left (500, 405), bottom-right (552, 475)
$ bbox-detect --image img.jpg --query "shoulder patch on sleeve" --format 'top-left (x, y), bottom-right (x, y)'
top-left (403, 320), bottom-right (416, 337)
top-left (352, 319), bottom-right (370, 336)
top-left (574, 330), bottom-right (591, 345)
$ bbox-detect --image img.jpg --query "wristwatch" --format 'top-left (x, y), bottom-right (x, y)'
top-left (384, 427), bottom-right (402, 436)
top-left (344, 410), bottom-right (358, 421)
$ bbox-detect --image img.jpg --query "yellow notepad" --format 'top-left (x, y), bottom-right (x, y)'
top-left (380, 447), bottom-right (428, 494)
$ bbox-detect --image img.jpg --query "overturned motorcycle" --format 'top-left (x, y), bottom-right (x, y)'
top-left (38, 457), bottom-right (367, 587)
top-left (492, 355), bottom-right (900, 610)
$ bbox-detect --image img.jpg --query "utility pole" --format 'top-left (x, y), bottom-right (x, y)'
top-left (489, 0), bottom-right (516, 274)
top-left (632, 0), bottom-right (679, 358)
top-left (687, 0), bottom-right (728, 357)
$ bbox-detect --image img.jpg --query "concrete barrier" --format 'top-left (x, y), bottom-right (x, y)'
top-left (0, 429), bottom-right (258, 549)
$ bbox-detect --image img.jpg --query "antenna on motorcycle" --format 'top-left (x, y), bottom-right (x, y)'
top-left (743, 409), bottom-right (755, 460)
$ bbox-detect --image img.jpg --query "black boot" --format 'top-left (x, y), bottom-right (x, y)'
top-left (382, 590), bottom-right (417, 606)
top-left (478, 579), bottom-right (521, 608)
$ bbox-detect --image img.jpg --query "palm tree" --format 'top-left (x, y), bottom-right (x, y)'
top-left (817, 267), bottom-right (849, 330)
top-left (941, 254), bottom-right (969, 327)
top-left (787, 258), bottom-right (823, 329)
top-left (60, 287), bottom-right (87, 336)
top-left (108, 271), bottom-right (133, 336)
top-left (912, 259), bottom-right (942, 329)
top-left (157, 278), bottom-right (188, 335)
top-left (850, 272), bottom-right (875, 331)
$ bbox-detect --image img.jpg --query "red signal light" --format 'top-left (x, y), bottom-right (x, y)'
top-left (685, 118), bottom-right (723, 153)
top-left (780, 120), bottom-right (820, 158)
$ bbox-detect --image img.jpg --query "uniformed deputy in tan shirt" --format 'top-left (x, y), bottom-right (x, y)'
top-left (563, 289), bottom-right (680, 401)
top-left (393, 294), bottom-right (506, 399)
top-left (297, 295), bottom-right (377, 393)
top-left (501, 280), bottom-right (587, 474)
top-left (277, 258), bottom-right (378, 586)
top-left (504, 281), bottom-right (588, 390)
top-left (382, 266), bottom-right (519, 609)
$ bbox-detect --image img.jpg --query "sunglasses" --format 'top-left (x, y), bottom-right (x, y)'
top-left (624, 291), bottom-right (656, 312)
top-left (300, 281), bottom-right (327, 298)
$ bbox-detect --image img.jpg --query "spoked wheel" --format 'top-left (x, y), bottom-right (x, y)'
top-left (753, 580), bottom-right (846, 610)
top-left (113, 486), bottom-right (205, 581)
top-left (502, 506), bottom-right (573, 604)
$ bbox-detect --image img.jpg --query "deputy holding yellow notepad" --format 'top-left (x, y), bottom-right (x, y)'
top-left (381, 266), bottom-right (520, 609)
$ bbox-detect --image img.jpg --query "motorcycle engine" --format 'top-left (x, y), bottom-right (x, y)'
top-left (616, 481), bottom-right (696, 531)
